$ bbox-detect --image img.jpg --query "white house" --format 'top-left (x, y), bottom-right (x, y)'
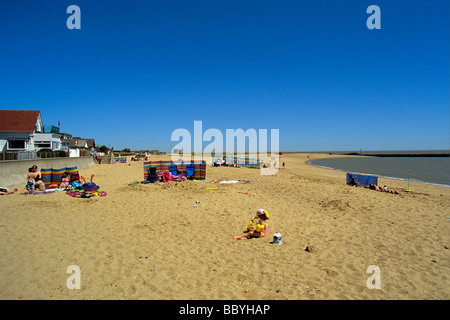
top-left (0, 110), bottom-right (98, 160)
top-left (0, 110), bottom-right (43, 152)
top-left (61, 138), bottom-right (89, 157)
top-left (0, 110), bottom-right (70, 160)
top-left (33, 133), bottom-right (62, 151)
top-left (0, 110), bottom-right (45, 159)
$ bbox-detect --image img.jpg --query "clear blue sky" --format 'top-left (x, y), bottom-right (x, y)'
top-left (1, 0), bottom-right (449, 152)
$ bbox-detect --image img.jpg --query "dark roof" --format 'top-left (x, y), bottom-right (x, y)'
top-left (72, 137), bottom-right (95, 148)
top-left (0, 110), bottom-right (41, 132)
top-left (83, 139), bottom-right (95, 148)
top-left (61, 139), bottom-right (88, 148)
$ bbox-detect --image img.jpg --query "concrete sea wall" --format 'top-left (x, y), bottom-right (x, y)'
top-left (0, 156), bottom-right (97, 188)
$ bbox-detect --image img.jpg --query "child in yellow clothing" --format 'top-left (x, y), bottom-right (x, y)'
top-left (234, 209), bottom-right (269, 240)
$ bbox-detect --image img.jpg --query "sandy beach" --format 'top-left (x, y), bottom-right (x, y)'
top-left (0, 153), bottom-right (448, 300)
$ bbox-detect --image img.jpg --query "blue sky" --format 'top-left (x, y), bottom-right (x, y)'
top-left (0, 0), bottom-right (449, 152)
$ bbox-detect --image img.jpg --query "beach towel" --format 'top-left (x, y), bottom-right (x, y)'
top-left (208, 179), bottom-right (251, 184)
top-left (141, 181), bottom-right (163, 185)
top-left (115, 156), bottom-right (127, 163)
top-left (174, 173), bottom-right (187, 181)
top-left (20, 190), bottom-right (55, 195)
top-left (161, 171), bottom-right (174, 183)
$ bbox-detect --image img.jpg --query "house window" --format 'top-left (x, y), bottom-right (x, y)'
top-left (8, 140), bottom-right (26, 149)
top-left (34, 142), bottom-right (51, 148)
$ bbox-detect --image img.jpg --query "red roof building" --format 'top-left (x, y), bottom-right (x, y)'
top-left (0, 110), bottom-right (44, 152)
top-left (0, 110), bottom-right (43, 133)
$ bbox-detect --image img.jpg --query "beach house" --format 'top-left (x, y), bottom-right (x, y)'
top-left (60, 138), bottom-right (87, 157)
top-left (0, 110), bottom-right (100, 160)
top-left (33, 131), bottom-right (63, 152)
top-left (0, 110), bottom-right (68, 160)
top-left (0, 110), bottom-right (44, 160)
top-left (71, 137), bottom-right (96, 154)
top-left (58, 135), bottom-right (96, 158)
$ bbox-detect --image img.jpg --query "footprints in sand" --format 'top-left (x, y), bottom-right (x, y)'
top-left (320, 199), bottom-right (355, 212)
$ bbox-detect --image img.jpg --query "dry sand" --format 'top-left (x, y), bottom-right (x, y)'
top-left (0, 153), bottom-right (449, 299)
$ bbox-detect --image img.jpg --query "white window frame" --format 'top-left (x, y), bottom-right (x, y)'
top-left (7, 139), bottom-right (27, 150)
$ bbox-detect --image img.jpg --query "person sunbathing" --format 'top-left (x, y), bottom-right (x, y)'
top-left (369, 184), bottom-right (400, 195)
top-left (0, 187), bottom-right (18, 195)
top-left (383, 185), bottom-right (399, 194)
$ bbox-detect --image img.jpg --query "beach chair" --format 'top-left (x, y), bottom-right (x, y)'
top-left (147, 167), bottom-right (160, 183)
top-left (169, 165), bottom-right (179, 177)
top-left (186, 165), bottom-right (195, 180)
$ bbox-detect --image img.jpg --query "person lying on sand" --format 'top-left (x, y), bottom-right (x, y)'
top-left (234, 209), bottom-right (269, 240)
top-left (369, 184), bottom-right (401, 195)
top-left (383, 185), bottom-right (400, 194)
top-left (0, 187), bottom-right (18, 195)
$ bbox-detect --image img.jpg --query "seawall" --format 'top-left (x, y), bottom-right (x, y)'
top-left (0, 156), bottom-right (97, 188)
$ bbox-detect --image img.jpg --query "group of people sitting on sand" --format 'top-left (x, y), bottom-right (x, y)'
top-left (25, 165), bottom-right (71, 194)
top-left (2, 165), bottom-right (76, 195)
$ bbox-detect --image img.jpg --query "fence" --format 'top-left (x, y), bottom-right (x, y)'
top-left (0, 150), bottom-right (68, 161)
top-left (1, 151), bottom-right (37, 161)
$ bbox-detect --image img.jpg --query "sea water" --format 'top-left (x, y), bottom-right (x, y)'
top-left (309, 157), bottom-right (450, 187)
